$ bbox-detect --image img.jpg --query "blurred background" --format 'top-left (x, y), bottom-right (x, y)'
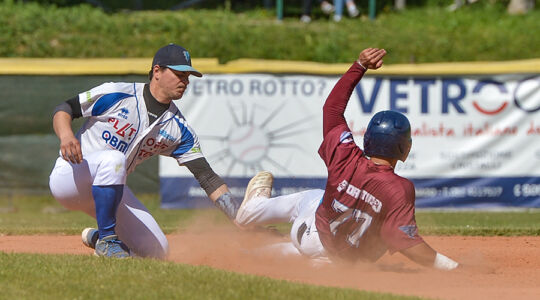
top-left (0, 0), bottom-right (538, 210)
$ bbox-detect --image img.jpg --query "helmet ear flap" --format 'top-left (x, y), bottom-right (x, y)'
top-left (398, 143), bottom-right (404, 155)
top-left (398, 138), bottom-right (412, 161)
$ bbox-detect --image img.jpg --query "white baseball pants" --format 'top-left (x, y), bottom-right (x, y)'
top-left (49, 150), bottom-right (169, 259)
top-left (236, 189), bottom-right (327, 259)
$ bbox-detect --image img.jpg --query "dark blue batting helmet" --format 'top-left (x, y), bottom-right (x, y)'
top-left (363, 110), bottom-right (412, 161)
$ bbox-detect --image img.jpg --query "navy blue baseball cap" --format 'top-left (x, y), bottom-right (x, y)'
top-left (152, 43), bottom-right (202, 77)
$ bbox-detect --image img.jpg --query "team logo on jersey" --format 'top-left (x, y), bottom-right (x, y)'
top-left (85, 91), bottom-right (93, 103)
top-left (102, 130), bottom-right (128, 153)
top-left (337, 179), bottom-right (348, 192)
top-left (118, 108), bottom-right (129, 119)
top-left (137, 137), bottom-right (171, 159)
top-left (336, 179), bottom-right (382, 213)
top-left (159, 129), bottom-right (175, 142)
top-left (108, 118), bottom-right (137, 139)
top-left (114, 163), bottom-right (124, 173)
top-left (339, 131), bottom-right (354, 144)
top-left (399, 225), bottom-right (418, 239)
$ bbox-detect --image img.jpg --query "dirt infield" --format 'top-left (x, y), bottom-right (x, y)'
top-left (1, 228), bottom-right (539, 300)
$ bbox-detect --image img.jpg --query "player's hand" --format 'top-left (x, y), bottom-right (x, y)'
top-left (357, 48), bottom-right (387, 70)
top-left (60, 135), bottom-right (83, 164)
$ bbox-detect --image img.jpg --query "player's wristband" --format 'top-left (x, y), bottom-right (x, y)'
top-left (433, 253), bottom-right (459, 270)
top-left (356, 60), bottom-right (367, 71)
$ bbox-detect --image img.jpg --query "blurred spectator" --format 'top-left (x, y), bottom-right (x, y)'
top-left (447, 0), bottom-right (477, 11)
top-left (395, 0), bottom-right (406, 10)
top-left (507, 0), bottom-right (535, 14)
top-left (449, 0), bottom-right (534, 13)
top-left (332, 0), bottom-right (359, 22)
top-left (300, 0), bottom-right (334, 23)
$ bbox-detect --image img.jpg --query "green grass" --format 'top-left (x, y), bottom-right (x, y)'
top-left (0, 2), bottom-right (538, 63)
top-left (0, 194), bottom-right (196, 235)
top-left (416, 210), bottom-right (540, 236)
top-left (1, 194), bottom-right (539, 236)
top-left (0, 252), bottom-right (423, 300)
top-left (2, 195), bottom-right (537, 300)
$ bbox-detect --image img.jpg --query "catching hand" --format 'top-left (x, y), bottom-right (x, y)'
top-left (357, 48), bottom-right (387, 70)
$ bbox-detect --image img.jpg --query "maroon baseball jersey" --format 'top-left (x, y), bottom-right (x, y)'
top-left (314, 62), bottom-right (423, 262)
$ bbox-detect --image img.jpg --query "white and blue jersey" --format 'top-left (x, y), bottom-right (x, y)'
top-left (76, 82), bottom-right (203, 174)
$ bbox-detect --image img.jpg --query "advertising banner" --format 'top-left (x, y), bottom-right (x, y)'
top-left (160, 73), bottom-right (540, 209)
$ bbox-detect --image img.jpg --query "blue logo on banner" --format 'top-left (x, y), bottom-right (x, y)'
top-left (354, 76), bottom-right (539, 115)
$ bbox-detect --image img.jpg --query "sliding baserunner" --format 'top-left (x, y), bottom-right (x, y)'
top-left (235, 48), bottom-right (459, 270)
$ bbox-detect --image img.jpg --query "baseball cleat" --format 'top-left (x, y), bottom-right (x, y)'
top-left (94, 235), bottom-right (131, 259)
top-left (235, 171), bottom-right (273, 226)
top-left (81, 227), bottom-right (99, 249)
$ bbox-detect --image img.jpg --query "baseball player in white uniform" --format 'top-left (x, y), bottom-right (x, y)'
top-left (49, 44), bottom-right (241, 259)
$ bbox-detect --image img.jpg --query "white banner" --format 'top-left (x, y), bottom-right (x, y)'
top-left (160, 74), bottom-right (540, 208)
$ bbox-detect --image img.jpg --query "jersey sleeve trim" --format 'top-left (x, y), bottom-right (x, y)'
top-left (339, 130), bottom-right (354, 144)
top-left (66, 96), bottom-right (82, 118)
top-left (171, 117), bottom-right (195, 157)
top-left (91, 92), bottom-right (133, 116)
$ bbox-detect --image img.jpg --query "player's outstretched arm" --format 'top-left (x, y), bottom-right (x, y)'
top-left (400, 241), bottom-right (459, 271)
top-left (322, 48), bottom-right (386, 137)
top-left (53, 111), bottom-right (82, 164)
